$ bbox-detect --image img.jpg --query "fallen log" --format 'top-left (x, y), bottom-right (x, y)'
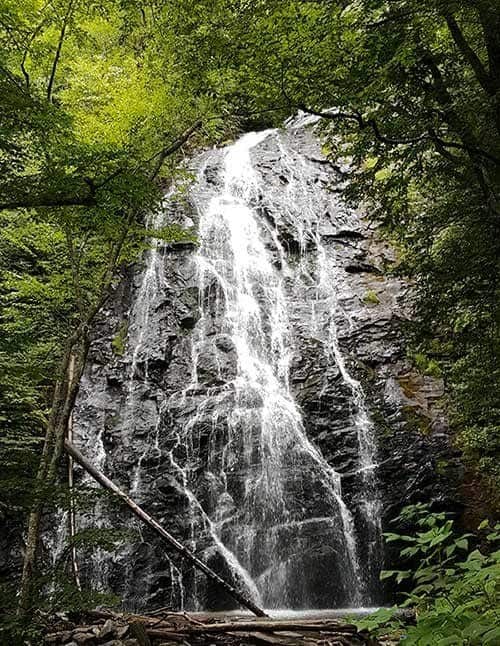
top-left (64, 439), bottom-right (268, 617)
top-left (169, 620), bottom-right (357, 633)
top-left (226, 631), bottom-right (290, 645)
top-left (129, 619), bottom-right (152, 646)
top-left (44, 611), bottom-right (380, 645)
top-left (82, 611), bottom-right (360, 635)
top-left (146, 621), bottom-right (358, 635)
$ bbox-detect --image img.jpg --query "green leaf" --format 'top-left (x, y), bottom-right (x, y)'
top-left (374, 167), bottom-right (391, 181)
top-left (462, 621), bottom-right (491, 640)
top-left (363, 156), bottom-right (378, 169)
top-left (483, 627), bottom-right (500, 645)
top-left (380, 569), bottom-right (400, 580)
top-left (401, 546), bottom-right (420, 557)
top-left (384, 532), bottom-right (414, 543)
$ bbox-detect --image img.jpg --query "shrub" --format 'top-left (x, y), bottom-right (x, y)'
top-left (356, 504), bottom-right (500, 645)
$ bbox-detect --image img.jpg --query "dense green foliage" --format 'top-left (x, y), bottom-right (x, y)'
top-left (0, 0), bottom-right (228, 622)
top-left (0, 0), bottom-right (499, 640)
top-left (357, 505), bottom-right (500, 645)
top-left (0, 3), bottom-right (227, 487)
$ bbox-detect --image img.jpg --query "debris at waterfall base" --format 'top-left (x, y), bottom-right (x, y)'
top-left (40, 609), bottom-right (383, 646)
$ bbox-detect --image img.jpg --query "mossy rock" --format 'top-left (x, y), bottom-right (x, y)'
top-left (408, 351), bottom-right (442, 378)
top-left (402, 406), bottom-right (432, 436)
top-left (436, 459), bottom-right (450, 476)
top-left (362, 289), bottom-right (380, 305)
top-left (111, 320), bottom-right (128, 356)
top-left (371, 410), bottom-right (396, 438)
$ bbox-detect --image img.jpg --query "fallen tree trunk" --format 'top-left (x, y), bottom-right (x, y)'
top-left (146, 621), bottom-right (358, 636)
top-left (154, 620), bottom-right (358, 634)
top-left (64, 439), bottom-right (268, 617)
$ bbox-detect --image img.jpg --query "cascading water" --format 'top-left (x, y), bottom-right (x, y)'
top-left (71, 193), bottom-right (186, 605)
top-left (69, 118), bottom-right (384, 611)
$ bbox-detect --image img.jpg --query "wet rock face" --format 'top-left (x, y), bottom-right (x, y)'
top-left (69, 123), bottom-right (461, 612)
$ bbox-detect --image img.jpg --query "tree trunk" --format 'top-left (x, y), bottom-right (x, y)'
top-left (47, 0), bottom-right (76, 102)
top-left (64, 439), bottom-right (268, 618)
top-left (17, 213), bottom-right (135, 615)
top-left (148, 620), bottom-right (358, 634)
top-left (67, 412), bottom-right (81, 590)
top-left (18, 345), bottom-right (86, 613)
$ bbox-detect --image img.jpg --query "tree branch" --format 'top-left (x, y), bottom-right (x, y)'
top-left (0, 106), bottom-right (288, 212)
top-left (0, 176), bottom-right (96, 210)
top-left (147, 119), bottom-right (203, 180)
top-left (443, 12), bottom-right (494, 95)
top-left (366, 9), bottom-right (415, 29)
top-left (298, 104), bottom-right (427, 143)
top-left (46, 0), bottom-right (75, 102)
top-left (64, 439), bottom-right (268, 617)
top-left (0, 64), bottom-right (29, 95)
top-left (0, 194), bottom-right (96, 210)
top-left (20, 16), bottom-right (51, 91)
top-left (0, 121), bottom-right (202, 211)
top-left (298, 105), bottom-right (500, 166)
top-left (476, 3), bottom-right (500, 86)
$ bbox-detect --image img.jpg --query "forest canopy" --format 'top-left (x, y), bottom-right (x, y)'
top-left (0, 0), bottom-right (499, 641)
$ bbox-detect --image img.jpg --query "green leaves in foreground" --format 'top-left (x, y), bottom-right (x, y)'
top-left (355, 505), bottom-right (500, 645)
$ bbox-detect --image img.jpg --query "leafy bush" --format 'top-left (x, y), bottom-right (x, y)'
top-left (356, 504), bottom-right (500, 645)
top-left (411, 352), bottom-right (442, 378)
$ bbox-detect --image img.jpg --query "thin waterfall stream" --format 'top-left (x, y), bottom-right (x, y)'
top-left (68, 119), bottom-right (385, 611)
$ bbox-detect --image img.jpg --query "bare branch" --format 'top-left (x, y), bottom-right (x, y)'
top-left (0, 195), bottom-right (95, 210)
top-left (298, 104), bottom-right (427, 144)
top-left (65, 438), bottom-right (268, 617)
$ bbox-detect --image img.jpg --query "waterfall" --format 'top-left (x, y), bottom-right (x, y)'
top-left (70, 118), bottom-right (383, 611)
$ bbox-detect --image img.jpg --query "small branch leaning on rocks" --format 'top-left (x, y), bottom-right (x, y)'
top-left (42, 608), bottom-right (381, 646)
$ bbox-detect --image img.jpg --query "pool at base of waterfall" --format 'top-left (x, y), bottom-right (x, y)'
top-left (192, 608), bottom-right (384, 619)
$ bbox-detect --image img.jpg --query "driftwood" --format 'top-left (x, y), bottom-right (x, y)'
top-left (148, 619), bottom-right (359, 634)
top-left (129, 619), bottom-right (152, 646)
top-left (43, 609), bottom-right (380, 645)
top-left (64, 439), bottom-right (268, 617)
